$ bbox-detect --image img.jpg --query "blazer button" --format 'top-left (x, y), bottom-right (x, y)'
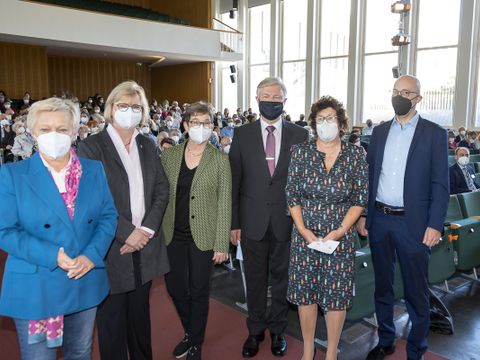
top-left (87, 219), bottom-right (93, 224)
top-left (191, 215), bottom-right (195, 219)
top-left (44, 224), bottom-right (51, 229)
top-left (191, 196), bottom-right (195, 200)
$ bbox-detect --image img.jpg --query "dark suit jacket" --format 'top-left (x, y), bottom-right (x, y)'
top-left (77, 128), bottom-right (170, 294)
top-left (229, 120), bottom-right (308, 242)
top-left (449, 162), bottom-right (479, 194)
top-left (366, 116), bottom-right (449, 240)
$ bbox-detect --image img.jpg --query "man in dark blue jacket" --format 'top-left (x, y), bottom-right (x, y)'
top-left (358, 75), bottom-right (449, 360)
top-left (449, 147), bottom-right (480, 194)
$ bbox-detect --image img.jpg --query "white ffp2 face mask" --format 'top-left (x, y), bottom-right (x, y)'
top-left (37, 132), bottom-right (72, 159)
top-left (189, 125), bottom-right (212, 144)
top-left (316, 122), bottom-right (339, 142)
top-left (458, 156), bottom-right (469, 166)
top-left (114, 108), bottom-right (142, 129)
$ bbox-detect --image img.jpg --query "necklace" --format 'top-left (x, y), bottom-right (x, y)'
top-left (186, 145), bottom-right (205, 157)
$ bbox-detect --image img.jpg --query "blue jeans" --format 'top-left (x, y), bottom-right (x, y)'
top-left (14, 307), bottom-right (97, 360)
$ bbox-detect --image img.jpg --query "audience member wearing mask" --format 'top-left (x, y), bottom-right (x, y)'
top-left (0, 120), bottom-right (15, 162)
top-left (229, 77), bottom-right (308, 358)
top-left (169, 128), bottom-right (181, 144)
top-left (2, 100), bottom-right (16, 120)
top-left (157, 131), bottom-right (169, 147)
top-left (363, 119), bottom-right (374, 135)
top-left (0, 91), bottom-right (6, 112)
top-left (0, 97), bottom-right (117, 360)
top-left (457, 131), bottom-right (476, 150)
top-left (286, 96), bottom-right (368, 360)
top-left (448, 132), bottom-right (457, 150)
top-left (11, 122), bottom-right (36, 160)
top-left (220, 136), bottom-right (232, 154)
top-left (455, 127), bottom-right (466, 143)
top-left (449, 146), bottom-right (480, 194)
top-left (140, 123), bottom-right (157, 147)
top-left (161, 101), bottom-right (231, 360)
top-left (77, 81), bottom-right (170, 360)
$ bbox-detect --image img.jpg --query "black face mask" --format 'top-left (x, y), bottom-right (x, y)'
top-left (391, 95), bottom-right (414, 116)
top-left (259, 101), bottom-right (284, 121)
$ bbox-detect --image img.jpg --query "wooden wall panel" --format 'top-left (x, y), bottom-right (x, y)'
top-left (48, 55), bottom-right (151, 101)
top-left (0, 42), bottom-right (49, 100)
top-left (148, 0), bottom-right (211, 28)
top-left (150, 62), bottom-right (212, 105)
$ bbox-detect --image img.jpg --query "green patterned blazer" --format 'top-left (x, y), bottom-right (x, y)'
top-left (161, 142), bottom-right (231, 253)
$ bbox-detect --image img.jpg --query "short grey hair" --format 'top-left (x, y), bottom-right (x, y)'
top-left (104, 81), bottom-right (149, 125)
top-left (256, 77), bottom-right (287, 98)
top-left (397, 74), bottom-right (421, 94)
top-left (26, 97), bottom-right (80, 133)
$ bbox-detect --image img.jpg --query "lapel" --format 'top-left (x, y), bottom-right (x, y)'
top-left (251, 121), bottom-right (272, 179)
top-left (24, 153), bottom-right (75, 234)
top-left (272, 120), bottom-right (290, 179)
top-left (100, 129), bottom-right (129, 184)
top-left (73, 158), bottom-right (94, 224)
top-left (168, 142), bottom-right (186, 199)
top-left (374, 120), bottom-right (393, 185)
top-left (135, 135), bottom-right (150, 203)
top-left (406, 116), bottom-right (425, 165)
top-left (192, 143), bottom-right (215, 190)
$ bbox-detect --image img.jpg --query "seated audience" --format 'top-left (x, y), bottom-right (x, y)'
top-left (11, 122), bottom-right (35, 160)
top-left (296, 114), bottom-right (307, 127)
top-left (160, 137), bottom-right (175, 153)
top-left (455, 126), bottom-right (466, 143)
top-left (448, 132), bottom-right (457, 150)
top-left (362, 119), bottom-right (374, 135)
top-left (458, 131), bottom-right (477, 150)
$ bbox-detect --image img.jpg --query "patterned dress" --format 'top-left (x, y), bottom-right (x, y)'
top-left (286, 140), bottom-right (368, 311)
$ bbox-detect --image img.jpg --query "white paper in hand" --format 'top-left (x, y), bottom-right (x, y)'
top-left (236, 241), bottom-right (244, 261)
top-left (307, 239), bottom-right (340, 254)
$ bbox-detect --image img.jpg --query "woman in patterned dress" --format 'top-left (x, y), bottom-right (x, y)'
top-left (286, 96), bottom-right (368, 360)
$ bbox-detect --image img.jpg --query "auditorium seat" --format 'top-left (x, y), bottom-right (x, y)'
top-left (448, 156), bottom-right (457, 166)
top-left (447, 194), bottom-right (480, 271)
top-left (428, 228), bottom-right (456, 285)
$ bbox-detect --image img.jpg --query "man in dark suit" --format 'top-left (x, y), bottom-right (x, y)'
top-left (229, 77), bottom-right (308, 358)
top-left (357, 75), bottom-right (449, 360)
top-left (449, 146), bottom-right (480, 194)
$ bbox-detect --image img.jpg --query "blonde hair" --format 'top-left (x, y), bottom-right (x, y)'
top-left (104, 81), bottom-right (149, 125)
top-left (26, 97), bottom-right (80, 133)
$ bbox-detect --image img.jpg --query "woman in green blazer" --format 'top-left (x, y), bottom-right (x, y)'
top-left (161, 101), bottom-right (231, 360)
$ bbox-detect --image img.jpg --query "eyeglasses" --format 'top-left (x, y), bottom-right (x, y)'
top-left (115, 103), bottom-right (143, 113)
top-left (315, 115), bottom-right (337, 124)
top-left (392, 89), bottom-right (418, 98)
top-left (189, 120), bottom-right (213, 129)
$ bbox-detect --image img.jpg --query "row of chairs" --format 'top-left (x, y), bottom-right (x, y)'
top-left (347, 191), bottom-right (480, 321)
top-left (31, 0), bottom-right (189, 25)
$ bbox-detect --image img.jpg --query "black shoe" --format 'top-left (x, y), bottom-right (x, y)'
top-left (242, 332), bottom-right (265, 358)
top-left (186, 345), bottom-right (201, 360)
top-left (271, 333), bottom-right (287, 357)
top-left (365, 344), bottom-right (396, 360)
top-left (173, 333), bottom-right (191, 358)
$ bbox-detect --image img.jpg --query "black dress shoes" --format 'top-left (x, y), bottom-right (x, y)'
top-left (271, 333), bottom-right (287, 357)
top-left (242, 332), bottom-right (265, 358)
top-left (365, 344), bottom-right (396, 360)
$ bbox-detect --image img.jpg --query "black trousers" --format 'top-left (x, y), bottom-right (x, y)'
top-left (96, 281), bottom-right (152, 360)
top-left (165, 239), bottom-right (214, 345)
top-left (242, 223), bottom-right (291, 336)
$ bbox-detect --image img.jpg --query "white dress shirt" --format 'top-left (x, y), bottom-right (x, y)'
top-left (40, 153), bottom-right (72, 193)
top-left (107, 125), bottom-right (154, 237)
top-left (260, 118), bottom-right (283, 166)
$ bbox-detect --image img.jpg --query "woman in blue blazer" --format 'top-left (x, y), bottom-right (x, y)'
top-left (0, 98), bottom-right (118, 360)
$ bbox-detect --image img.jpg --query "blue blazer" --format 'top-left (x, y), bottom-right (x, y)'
top-left (366, 116), bottom-right (449, 240)
top-left (449, 162), bottom-right (479, 194)
top-left (0, 153), bottom-right (118, 320)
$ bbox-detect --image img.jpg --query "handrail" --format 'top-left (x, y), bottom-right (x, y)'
top-left (212, 18), bottom-right (242, 34)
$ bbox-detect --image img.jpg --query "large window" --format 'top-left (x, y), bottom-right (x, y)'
top-left (415, 0), bottom-right (461, 126)
top-left (362, 0), bottom-right (399, 122)
top-left (249, 4), bottom-right (271, 109)
top-left (281, 0), bottom-right (307, 121)
top-left (319, 0), bottom-right (351, 106)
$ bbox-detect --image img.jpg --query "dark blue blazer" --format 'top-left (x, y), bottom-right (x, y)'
top-left (449, 162), bottom-right (479, 194)
top-left (366, 116), bottom-right (449, 240)
top-left (0, 153), bottom-right (118, 320)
